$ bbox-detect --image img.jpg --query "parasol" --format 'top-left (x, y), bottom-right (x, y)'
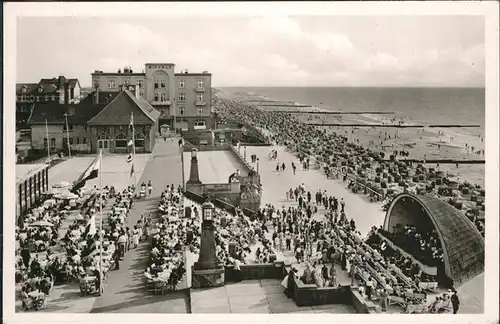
top-left (52, 181), bottom-right (72, 189)
top-left (28, 220), bottom-right (54, 227)
top-left (54, 191), bottom-right (79, 200)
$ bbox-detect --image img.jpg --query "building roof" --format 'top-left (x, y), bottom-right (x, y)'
top-left (17, 76), bottom-right (80, 96)
top-left (175, 73), bottom-right (212, 76)
top-left (124, 90), bottom-right (161, 122)
top-left (87, 90), bottom-right (160, 126)
top-left (27, 97), bottom-right (111, 125)
top-left (91, 72), bottom-right (145, 76)
top-left (384, 193), bottom-right (485, 286)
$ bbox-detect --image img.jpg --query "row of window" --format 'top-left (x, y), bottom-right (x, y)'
top-left (106, 79), bottom-right (204, 90)
top-left (177, 106), bottom-right (206, 116)
top-left (153, 93), bottom-right (205, 103)
top-left (43, 134), bottom-right (146, 148)
top-left (178, 93), bottom-right (204, 101)
top-left (17, 95), bottom-right (58, 102)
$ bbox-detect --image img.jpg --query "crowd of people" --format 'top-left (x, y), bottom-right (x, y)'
top-left (378, 225), bottom-right (444, 267)
top-left (145, 184), bottom-right (189, 293)
top-left (211, 94), bottom-right (470, 313)
top-left (15, 182), bottom-right (146, 310)
top-left (213, 95), bottom-right (485, 236)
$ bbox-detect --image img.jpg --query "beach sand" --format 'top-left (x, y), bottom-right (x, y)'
top-left (220, 91), bottom-right (485, 188)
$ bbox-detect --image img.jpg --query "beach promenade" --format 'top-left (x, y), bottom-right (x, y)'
top-left (243, 145), bottom-right (386, 237)
top-left (19, 140), bottom-right (188, 313)
top-left (90, 139), bottom-right (186, 313)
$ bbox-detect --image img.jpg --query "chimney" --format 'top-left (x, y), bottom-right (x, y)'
top-left (185, 69), bottom-right (189, 74)
top-left (118, 69), bottom-right (121, 73)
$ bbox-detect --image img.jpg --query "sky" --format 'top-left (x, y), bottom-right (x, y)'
top-left (16, 16), bottom-right (485, 87)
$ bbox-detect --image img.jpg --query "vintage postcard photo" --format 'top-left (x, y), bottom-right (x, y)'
top-left (3, 2), bottom-right (499, 324)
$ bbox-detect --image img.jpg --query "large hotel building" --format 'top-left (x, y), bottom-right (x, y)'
top-left (91, 63), bottom-right (212, 132)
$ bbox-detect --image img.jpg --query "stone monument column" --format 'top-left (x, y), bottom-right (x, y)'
top-left (187, 148), bottom-right (201, 184)
top-left (192, 199), bottom-right (225, 288)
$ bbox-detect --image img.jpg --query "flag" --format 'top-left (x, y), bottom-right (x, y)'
top-left (83, 214), bottom-right (97, 237)
top-left (126, 154), bottom-right (133, 163)
top-left (130, 164), bottom-right (134, 178)
top-left (127, 139), bottom-right (134, 147)
top-left (129, 112), bottom-right (135, 131)
top-left (71, 152), bottom-right (101, 192)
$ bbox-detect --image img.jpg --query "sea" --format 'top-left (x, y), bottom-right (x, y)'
top-left (219, 87), bottom-right (485, 135)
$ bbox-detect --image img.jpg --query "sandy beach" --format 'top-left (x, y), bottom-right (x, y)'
top-left (228, 91), bottom-right (485, 187)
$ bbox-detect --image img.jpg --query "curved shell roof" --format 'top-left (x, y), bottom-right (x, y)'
top-left (384, 193), bottom-right (484, 285)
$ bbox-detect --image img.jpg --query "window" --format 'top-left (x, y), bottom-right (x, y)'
top-left (43, 138), bottom-right (48, 148)
top-left (76, 137), bottom-right (80, 145)
top-left (161, 93), bottom-right (166, 102)
top-left (197, 106), bottom-right (204, 115)
top-left (138, 80), bottom-right (144, 89)
top-left (178, 93), bottom-right (186, 101)
top-left (51, 95), bottom-right (56, 101)
top-left (197, 80), bottom-right (203, 89)
top-left (178, 106), bottom-right (185, 116)
top-left (108, 80), bottom-right (116, 88)
top-left (124, 80), bottom-right (130, 85)
top-left (139, 92), bottom-right (144, 98)
top-left (83, 137), bottom-right (87, 144)
top-left (154, 93), bottom-right (159, 101)
top-left (194, 120), bottom-right (206, 130)
top-left (22, 87), bottom-right (27, 93)
top-left (115, 133), bottom-right (127, 148)
top-left (63, 124), bottom-right (73, 132)
top-left (50, 138), bottom-right (56, 148)
top-left (179, 80), bottom-right (185, 88)
top-left (30, 96), bottom-right (34, 102)
top-left (44, 95), bottom-right (49, 101)
top-left (161, 81), bottom-right (165, 88)
top-left (36, 97), bottom-right (40, 102)
top-left (197, 93), bottom-right (204, 101)
top-left (135, 132), bottom-right (145, 148)
top-left (69, 138), bottom-right (73, 145)
top-left (154, 81), bottom-right (159, 89)
top-left (38, 87), bottom-right (43, 93)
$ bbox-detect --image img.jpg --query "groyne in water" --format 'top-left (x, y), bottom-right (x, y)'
top-left (308, 123), bottom-right (482, 128)
top-left (383, 159), bottom-right (485, 164)
top-left (279, 111), bottom-right (395, 115)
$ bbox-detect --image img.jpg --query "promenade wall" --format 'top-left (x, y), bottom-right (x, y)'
top-left (221, 261), bottom-right (374, 313)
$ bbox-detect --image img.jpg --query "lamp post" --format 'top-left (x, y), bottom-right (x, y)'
top-left (243, 146), bottom-right (247, 161)
top-left (64, 112), bottom-right (72, 157)
top-left (256, 158), bottom-right (260, 174)
top-left (191, 198), bottom-right (225, 288)
top-left (194, 200), bottom-right (217, 270)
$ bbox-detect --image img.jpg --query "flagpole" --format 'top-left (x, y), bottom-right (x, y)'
top-left (45, 119), bottom-right (51, 164)
top-left (98, 149), bottom-right (103, 296)
top-left (132, 112), bottom-right (137, 187)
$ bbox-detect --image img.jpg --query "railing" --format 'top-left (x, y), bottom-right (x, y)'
top-left (195, 100), bottom-right (206, 106)
top-left (183, 189), bottom-right (255, 218)
top-left (196, 87), bottom-right (205, 92)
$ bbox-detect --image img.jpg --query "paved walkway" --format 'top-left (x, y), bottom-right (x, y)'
top-left (244, 145), bottom-right (386, 236)
top-left (191, 279), bottom-right (356, 314)
top-left (183, 150), bottom-right (247, 184)
top-left (89, 139), bottom-right (186, 313)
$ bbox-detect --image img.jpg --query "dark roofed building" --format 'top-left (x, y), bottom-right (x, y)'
top-left (28, 89), bottom-right (159, 154)
top-left (16, 75), bottom-right (82, 105)
top-left (384, 193), bottom-right (485, 287)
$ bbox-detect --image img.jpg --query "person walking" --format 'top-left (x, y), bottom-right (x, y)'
top-left (147, 180), bottom-right (153, 196)
top-left (451, 289), bottom-right (460, 314)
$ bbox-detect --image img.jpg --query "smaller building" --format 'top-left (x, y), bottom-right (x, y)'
top-left (27, 88), bottom-right (160, 154)
top-left (16, 75), bottom-right (82, 104)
